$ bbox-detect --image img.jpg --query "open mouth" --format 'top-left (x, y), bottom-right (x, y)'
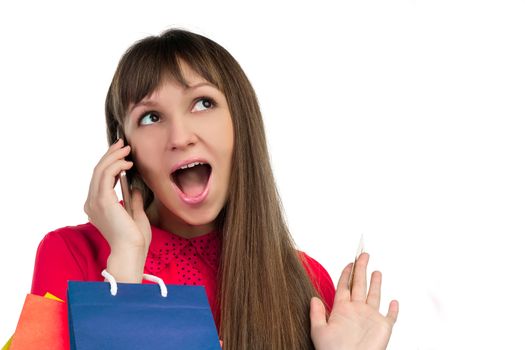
top-left (171, 162), bottom-right (212, 198)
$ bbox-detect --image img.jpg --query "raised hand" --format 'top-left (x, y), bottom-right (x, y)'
top-left (310, 253), bottom-right (399, 350)
top-left (83, 138), bottom-right (152, 282)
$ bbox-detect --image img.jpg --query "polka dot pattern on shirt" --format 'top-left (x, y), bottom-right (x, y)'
top-left (145, 228), bottom-right (221, 286)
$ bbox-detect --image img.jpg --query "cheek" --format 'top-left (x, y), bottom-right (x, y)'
top-left (131, 144), bottom-right (162, 182)
top-left (220, 116), bottom-right (235, 160)
top-left (216, 131), bottom-right (234, 171)
top-left (204, 114), bottom-right (234, 162)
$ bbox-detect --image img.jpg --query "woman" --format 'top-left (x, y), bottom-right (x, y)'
top-left (31, 28), bottom-right (398, 349)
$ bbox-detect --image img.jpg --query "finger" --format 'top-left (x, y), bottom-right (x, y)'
top-left (99, 139), bottom-right (128, 168)
top-left (366, 270), bottom-right (382, 309)
top-left (95, 144), bottom-right (132, 174)
top-left (97, 160), bottom-right (134, 198)
top-left (309, 297), bottom-right (327, 332)
top-left (386, 300), bottom-right (399, 324)
top-left (90, 145), bottom-right (131, 193)
top-left (334, 263), bottom-right (352, 305)
top-left (110, 137), bottom-right (124, 149)
top-left (351, 252), bottom-right (369, 302)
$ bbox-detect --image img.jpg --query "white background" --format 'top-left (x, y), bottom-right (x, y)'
top-left (1, 1), bottom-right (524, 349)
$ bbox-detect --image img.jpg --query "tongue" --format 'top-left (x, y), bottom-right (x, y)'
top-left (175, 166), bottom-right (209, 197)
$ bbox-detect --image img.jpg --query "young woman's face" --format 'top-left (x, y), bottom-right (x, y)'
top-left (124, 61), bottom-right (234, 237)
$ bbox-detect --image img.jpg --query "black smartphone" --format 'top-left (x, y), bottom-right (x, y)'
top-left (116, 130), bottom-right (132, 215)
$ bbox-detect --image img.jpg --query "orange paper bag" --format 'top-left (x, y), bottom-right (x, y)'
top-left (9, 293), bottom-right (69, 350)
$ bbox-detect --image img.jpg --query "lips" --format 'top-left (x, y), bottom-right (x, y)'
top-left (170, 158), bottom-right (213, 205)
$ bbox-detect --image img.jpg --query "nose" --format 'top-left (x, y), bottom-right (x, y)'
top-left (167, 117), bottom-right (198, 150)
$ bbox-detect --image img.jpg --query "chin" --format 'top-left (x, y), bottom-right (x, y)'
top-left (176, 205), bottom-right (222, 228)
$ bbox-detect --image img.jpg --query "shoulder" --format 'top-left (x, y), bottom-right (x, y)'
top-left (298, 251), bottom-right (336, 312)
top-left (44, 222), bottom-right (107, 244)
top-left (31, 222), bottom-right (109, 300)
top-left (37, 222), bottom-right (109, 261)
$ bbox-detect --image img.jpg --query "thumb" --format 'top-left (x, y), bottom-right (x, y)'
top-left (310, 296), bottom-right (328, 332)
top-left (131, 188), bottom-right (145, 218)
top-left (131, 188), bottom-right (151, 245)
top-left (131, 188), bottom-right (150, 228)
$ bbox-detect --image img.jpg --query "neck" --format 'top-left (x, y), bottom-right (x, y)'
top-left (146, 198), bottom-right (216, 239)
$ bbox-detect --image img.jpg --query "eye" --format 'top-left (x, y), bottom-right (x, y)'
top-left (139, 112), bottom-right (160, 126)
top-left (192, 97), bottom-right (215, 112)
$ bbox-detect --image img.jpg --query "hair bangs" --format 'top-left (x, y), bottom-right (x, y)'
top-left (112, 32), bottom-right (224, 126)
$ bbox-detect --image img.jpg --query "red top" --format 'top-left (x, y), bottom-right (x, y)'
top-left (31, 222), bottom-right (335, 327)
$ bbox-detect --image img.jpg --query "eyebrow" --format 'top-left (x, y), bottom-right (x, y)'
top-left (128, 81), bottom-right (217, 114)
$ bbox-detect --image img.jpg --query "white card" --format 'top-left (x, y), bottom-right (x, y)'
top-left (348, 234), bottom-right (365, 291)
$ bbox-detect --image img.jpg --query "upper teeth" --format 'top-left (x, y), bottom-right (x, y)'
top-left (179, 161), bottom-right (205, 170)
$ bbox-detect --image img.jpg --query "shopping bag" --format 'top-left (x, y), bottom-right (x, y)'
top-left (9, 292), bottom-right (68, 350)
top-left (67, 271), bottom-right (221, 350)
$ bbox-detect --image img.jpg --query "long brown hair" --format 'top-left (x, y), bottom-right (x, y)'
top-left (105, 28), bottom-right (325, 349)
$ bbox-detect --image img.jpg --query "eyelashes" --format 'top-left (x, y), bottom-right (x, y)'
top-left (138, 96), bottom-right (217, 126)
top-left (193, 97), bottom-right (215, 112)
top-left (139, 112), bottom-right (160, 126)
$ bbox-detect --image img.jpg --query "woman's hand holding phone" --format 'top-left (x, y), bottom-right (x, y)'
top-left (84, 138), bottom-right (152, 283)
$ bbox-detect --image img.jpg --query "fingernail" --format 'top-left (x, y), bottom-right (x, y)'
top-left (113, 138), bottom-right (121, 145)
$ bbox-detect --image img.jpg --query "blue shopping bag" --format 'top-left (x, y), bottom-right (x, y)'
top-left (67, 271), bottom-right (221, 350)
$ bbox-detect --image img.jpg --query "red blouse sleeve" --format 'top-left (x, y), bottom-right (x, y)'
top-left (299, 252), bottom-right (336, 313)
top-left (31, 230), bottom-right (85, 301)
top-left (31, 223), bottom-right (110, 301)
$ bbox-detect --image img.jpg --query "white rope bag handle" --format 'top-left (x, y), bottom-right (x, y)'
top-left (101, 270), bottom-right (168, 298)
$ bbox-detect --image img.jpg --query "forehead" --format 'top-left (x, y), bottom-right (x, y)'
top-left (126, 62), bottom-right (213, 112)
